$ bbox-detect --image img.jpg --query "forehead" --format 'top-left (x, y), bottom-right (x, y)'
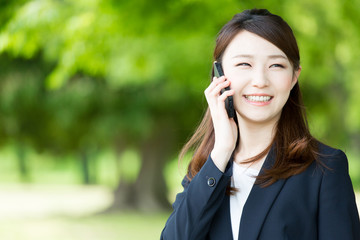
top-left (223, 30), bottom-right (287, 59)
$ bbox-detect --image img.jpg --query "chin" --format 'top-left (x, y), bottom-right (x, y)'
top-left (237, 112), bottom-right (281, 125)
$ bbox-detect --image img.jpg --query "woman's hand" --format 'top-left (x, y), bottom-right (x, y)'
top-left (204, 76), bottom-right (238, 172)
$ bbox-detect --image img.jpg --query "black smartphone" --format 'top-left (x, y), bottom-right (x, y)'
top-left (213, 61), bottom-right (235, 118)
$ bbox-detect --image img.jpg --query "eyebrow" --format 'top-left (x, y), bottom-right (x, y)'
top-left (232, 54), bottom-right (288, 60)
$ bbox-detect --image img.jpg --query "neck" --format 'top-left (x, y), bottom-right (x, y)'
top-left (234, 113), bottom-right (278, 164)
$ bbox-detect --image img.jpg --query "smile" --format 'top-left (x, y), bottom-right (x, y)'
top-left (244, 95), bottom-right (273, 102)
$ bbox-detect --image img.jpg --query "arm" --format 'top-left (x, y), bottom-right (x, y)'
top-left (160, 155), bottom-right (232, 240)
top-left (318, 150), bottom-right (360, 240)
top-left (161, 67), bottom-right (237, 240)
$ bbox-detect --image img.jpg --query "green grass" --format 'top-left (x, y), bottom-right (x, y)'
top-left (0, 183), bottom-right (169, 240)
top-left (0, 212), bottom-right (169, 240)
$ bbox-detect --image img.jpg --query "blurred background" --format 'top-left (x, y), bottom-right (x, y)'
top-left (0, 0), bottom-right (359, 239)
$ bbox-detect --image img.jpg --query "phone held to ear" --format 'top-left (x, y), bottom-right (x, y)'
top-left (213, 61), bottom-right (235, 118)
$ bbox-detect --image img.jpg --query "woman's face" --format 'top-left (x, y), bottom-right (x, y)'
top-left (221, 30), bottom-right (300, 125)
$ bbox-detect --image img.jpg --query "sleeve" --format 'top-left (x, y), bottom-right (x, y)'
top-left (318, 150), bottom-right (360, 240)
top-left (160, 155), bottom-right (233, 240)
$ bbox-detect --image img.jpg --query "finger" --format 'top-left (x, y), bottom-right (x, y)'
top-left (210, 80), bottom-right (231, 96)
top-left (212, 76), bottom-right (226, 84)
top-left (205, 76), bottom-right (227, 94)
top-left (218, 89), bottom-right (235, 102)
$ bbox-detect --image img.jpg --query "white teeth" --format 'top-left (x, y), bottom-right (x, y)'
top-left (245, 95), bottom-right (271, 102)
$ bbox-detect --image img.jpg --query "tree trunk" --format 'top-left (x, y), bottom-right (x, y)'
top-left (80, 150), bottom-right (91, 184)
top-left (110, 176), bottom-right (137, 210)
top-left (133, 140), bottom-right (172, 211)
top-left (111, 120), bottom-right (175, 211)
top-left (17, 144), bottom-right (30, 182)
top-left (106, 142), bottom-right (137, 211)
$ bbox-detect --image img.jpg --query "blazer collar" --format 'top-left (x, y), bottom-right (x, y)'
top-left (237, 145), bottom-right (287, 240)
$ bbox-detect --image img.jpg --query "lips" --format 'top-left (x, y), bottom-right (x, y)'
top-left (244, 95), bottom-right (273, 102)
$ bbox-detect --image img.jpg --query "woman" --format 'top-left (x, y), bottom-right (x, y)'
top-left (161, 9), bottom-right (360, 240)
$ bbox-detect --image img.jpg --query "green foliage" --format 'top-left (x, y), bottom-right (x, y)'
top-left (0, 0), bottom-right (359, 189)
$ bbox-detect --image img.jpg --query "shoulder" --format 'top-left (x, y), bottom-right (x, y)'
top-left (316, 141), bottom-right (349, 172)
top-left (317, 141), bottom-right (345, 157)
top-left (314, 142), bottom-right (360, 239)
top-left (313, 142), bottom-right (355, 195)
top-left (314, 142), bottom-right (357, 208)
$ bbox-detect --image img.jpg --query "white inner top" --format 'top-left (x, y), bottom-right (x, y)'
top-left (230, 162), bottom-right (260, 240)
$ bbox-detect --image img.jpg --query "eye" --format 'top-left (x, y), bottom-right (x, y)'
top-left (270, 64), bottom-right (285, 68)
top-left (236, 62), bottom-right (251, 67)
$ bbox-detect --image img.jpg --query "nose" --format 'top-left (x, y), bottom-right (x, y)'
top-left (251, 68), bottom-right (269, 88)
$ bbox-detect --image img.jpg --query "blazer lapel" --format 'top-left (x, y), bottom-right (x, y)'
top-left (238, 146), bottom-right (287, 240)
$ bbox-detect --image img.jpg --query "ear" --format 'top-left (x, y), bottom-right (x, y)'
top-left (291, 66), bottom-right (301, 89)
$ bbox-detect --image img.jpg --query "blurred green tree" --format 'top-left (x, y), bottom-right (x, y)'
top-left (1, 0), bottom-right (359, 210)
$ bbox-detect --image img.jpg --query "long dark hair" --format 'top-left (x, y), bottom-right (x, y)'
top-left (180, 9), bottom-right (319, 187)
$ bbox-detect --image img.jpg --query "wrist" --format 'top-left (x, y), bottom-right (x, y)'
top-left (210, 148), bottom-right (233, 173)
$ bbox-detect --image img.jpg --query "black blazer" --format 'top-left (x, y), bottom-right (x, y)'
top-left (161, 143), bottom-right (360, 240)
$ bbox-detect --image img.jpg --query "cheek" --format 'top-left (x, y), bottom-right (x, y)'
top-left (279, 80), bottom-right (293, 91)
top-left (226, 71), bottom-right (247, 90)
top-left (271, 74), bottom-right (295, 92)
top-left (228, 78), bottom-right (245, 93)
